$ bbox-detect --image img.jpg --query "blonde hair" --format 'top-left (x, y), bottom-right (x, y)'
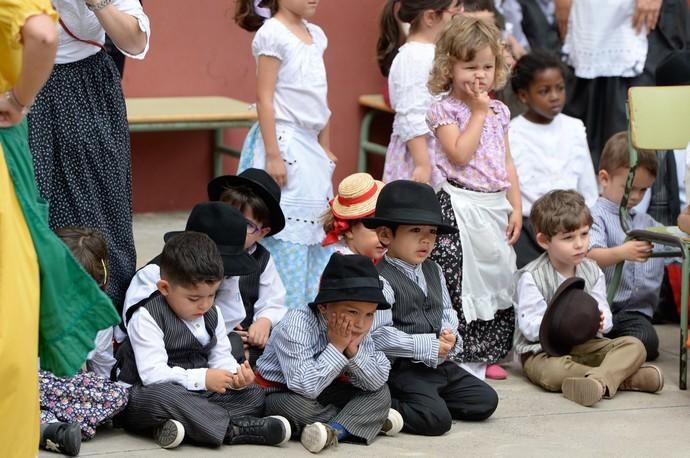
top-left (428, 15), bottom-right (508, 95)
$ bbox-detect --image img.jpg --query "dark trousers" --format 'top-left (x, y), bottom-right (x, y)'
top-left (264, 383), bottom-right (390, 444)
top-left (515, 216), bottom-right (544, 269)
top-left (388, 360), bottom-right (498, 436)
top-left (228, 331), bottom-right (264, 368)
top-left (119, 382), bottom-right (265, 447)
top-left (606, 311), bottom-right (659, 361)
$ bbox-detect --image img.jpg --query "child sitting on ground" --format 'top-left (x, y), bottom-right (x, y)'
top-left (588, 133), bottom-right (665, 361)
top-left (39, 227), bottom-right (129, 457)
top-left (115, 232), bottom-right (290, 450)
top-left (118, 202), bottom-right (258, 362)
top-left (509, 50), bottom-right (598, 268)
top-left (322, 173), bottom-right (386, 261)
top-left (208, 168), bottom-right (288, 367)
top-left (256, 254), bottom-right (402, 453)
top-left (515, 190), bottom-right (663, 407)
top-left (365, 180), bottom-right (498, 436)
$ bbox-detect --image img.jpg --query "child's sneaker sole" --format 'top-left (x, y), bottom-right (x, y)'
top-left (155, 419), bottom-right (185, 449)
top-left (269, 415), bottom-right (292, 445)
top-left (300, 422), bottom-right (337, 453)
top-left (561, 377), bottom-right (604, 407)
top-left (382, 408), bottom-right (403, 436)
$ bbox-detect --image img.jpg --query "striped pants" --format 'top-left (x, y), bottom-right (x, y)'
top-left (264, 383), bottom-right (390, 444)
top-left (119, 383), bottom-right (265, 447)
top-left (606, 311), bottom-right (659, 361)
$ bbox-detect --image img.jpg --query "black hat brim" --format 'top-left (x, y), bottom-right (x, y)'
top-left (362, 216), bottom-right (458, 235)
top-left (207, 175), bottom-right (285, 237)
top-left (539, 277), bottom-right (586, 357)
top-left (164, 230), bottom-right (259, 277)
top-left (307, 287), bottom-right (390, 311)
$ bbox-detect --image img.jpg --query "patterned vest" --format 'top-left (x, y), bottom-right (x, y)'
top-left (115, 292), bottom-right (218, 385)
top-left (238, 243), bottom-right (271, 329)
top-left (378, 258), bottom-right (444, 336)
top-left (513, 253), bottom-right (601, 354)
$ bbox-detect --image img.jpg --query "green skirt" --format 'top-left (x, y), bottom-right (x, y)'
top-left (0, 121), bottom-right (120, 377)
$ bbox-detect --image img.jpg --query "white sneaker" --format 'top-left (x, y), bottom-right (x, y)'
top-left (300, 422), bottom-right (338, 453)
top-left (381, 408), bottom-right (403, 436)
top-left (154, 419), bottom-right (185, 449)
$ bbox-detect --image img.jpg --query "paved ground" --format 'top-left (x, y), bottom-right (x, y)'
top-left (44, 211), bottom-right (690, 457)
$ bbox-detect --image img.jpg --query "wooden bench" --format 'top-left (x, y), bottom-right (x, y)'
top-left (358, 94), bottom-right (394, 173)
top-left (126, 96), bottom-right (257, 177)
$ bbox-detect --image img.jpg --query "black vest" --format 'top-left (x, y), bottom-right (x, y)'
top-left (377, 258), bottom-right (444, 336)
top-left (238, 243), bottom-right (271, 329)
top-left (115, 292), bottom-right (218, 385)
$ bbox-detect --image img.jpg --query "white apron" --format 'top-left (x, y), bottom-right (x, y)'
top-left (442, 182), bottom-right (516, 323)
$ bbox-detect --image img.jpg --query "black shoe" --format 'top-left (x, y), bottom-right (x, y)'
top-left (154, 419), bottom-right (185, 449)
top-left (225, 415), bottom-right (291, 446)
top-left (40, 422), bottom-right (82, 456)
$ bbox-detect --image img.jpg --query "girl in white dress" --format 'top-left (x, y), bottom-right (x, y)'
top-left (235, 0), bottom-right (336, 309)
top-left (376, 0), bottom-right (460, 188)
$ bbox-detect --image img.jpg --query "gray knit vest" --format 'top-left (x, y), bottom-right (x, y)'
top-left (513, 253), bottom-right (600, 354)
top-left (378, 258), bottom-right (444, 335)
top-left (116, 292), bottom-right (218, 385)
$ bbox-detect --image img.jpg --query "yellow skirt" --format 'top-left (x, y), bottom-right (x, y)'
top-left (0, 142), bottom-right (40, 457)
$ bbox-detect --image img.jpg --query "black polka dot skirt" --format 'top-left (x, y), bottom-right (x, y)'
top-left (28, 50), bottom-right (135, 313)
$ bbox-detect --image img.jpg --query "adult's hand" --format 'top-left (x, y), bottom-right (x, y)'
top-left (0, 94), bottom-right (24, 128)
top-left (633, 0), bottom-right (662, 33)
top-left (554, 0), bottom-right (572, 39)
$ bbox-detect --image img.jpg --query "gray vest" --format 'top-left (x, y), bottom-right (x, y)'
top-left (378, 258), bottom-right (444, 336)
top-left (513, 253), bottom-right (600, 354)
top-left (116, 292), bottom-right (218, 385)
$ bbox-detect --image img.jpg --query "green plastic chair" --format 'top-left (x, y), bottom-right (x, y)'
top-left (606, 85), bottom-right (690, 389)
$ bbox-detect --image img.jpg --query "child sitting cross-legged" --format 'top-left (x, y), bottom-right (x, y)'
top-left (208, 168), bottom-right (288, 367)
top-left (321, 173), bottom-right (386, 261)
top-left (515, 190), bottom-right (663, 407)
top-left (365, 180), bottom-right (499, 436)
top-left (255, 253), bottom-right (402, 453)
top-left (115, 232), bottom-right (290, 450)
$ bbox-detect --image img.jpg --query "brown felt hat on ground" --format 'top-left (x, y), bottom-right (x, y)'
top-left (539, 277), bottom-right (600, 357)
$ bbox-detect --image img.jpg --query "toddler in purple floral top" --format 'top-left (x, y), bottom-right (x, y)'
top-left (425, 15), bottom-right (521, 381)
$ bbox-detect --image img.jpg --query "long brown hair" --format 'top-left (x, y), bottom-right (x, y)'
top-left (57, 227), bottom-right (109, 287)
top-left (376, 0), bottom-right (453, 77)
top-left (235, 0), bottom-right (279, 32)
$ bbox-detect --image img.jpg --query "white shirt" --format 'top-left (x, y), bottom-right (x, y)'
top-left (563, 0), bottom-right (647, 78)
top-left (330, 239), bottom-right (355, 255)
top-left (117, 264), bottom-right (246, 342)
top-left (54, 0), bottom-right (151, 64)
top-left (252, 18), bottom-right (330, 131)
top-left (516, 270), bottom-right (613, 342)
top-left (249, 247), bottom-right (288, 326)
top-left (86, 327), bottom-right (116, 378)
top-left (510, 113), bottom-right (599, 217)
top-left (127, 305), bottom-right (239, 391)
top-left (389, 42), bottom-right (436, 142)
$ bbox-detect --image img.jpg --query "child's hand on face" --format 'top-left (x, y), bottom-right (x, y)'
top-left (247, 317), bottom-right (272, 349)
top-left (230, 361), bottom-right (256, 389)
top-left (206, 368), bottom-right (234, 393)
top-left (506, 211), bottom-right (522, 245)
top-left (327, 311), bottom-right (352, 353)
top-left (266, 154), bottom-right (288, 188)
top-left (464, 78), bottom-right (491, 114)
top-left (621, 240), bottom-right (653, 262)
top-left (344, 332), bottom-right (365, 359)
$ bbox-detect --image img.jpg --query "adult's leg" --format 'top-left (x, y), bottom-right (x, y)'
top-left (606, 311), bottom-right (659, 361)
top-left (440, 362), bottom-right (498, 421)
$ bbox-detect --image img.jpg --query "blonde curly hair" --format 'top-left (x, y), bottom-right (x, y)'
top-left (428, 15), bottom-right (508, 95)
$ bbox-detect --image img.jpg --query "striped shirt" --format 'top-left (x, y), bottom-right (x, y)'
top-left (256, 307), bottom-right (391, 400)
top-left (371, 255), bottom-right (462, 368)
top-left (590, 197), bottom-right (665, 317)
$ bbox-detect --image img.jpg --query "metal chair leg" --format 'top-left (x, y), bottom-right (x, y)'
top-left (358, 110), bottom-right (377, 173)
top-left (213, 128), bottom-right (224, 177)
top-left (680, 248), bottom-right (689, 390)
top-left (607, 261), bottom-right (626, 305)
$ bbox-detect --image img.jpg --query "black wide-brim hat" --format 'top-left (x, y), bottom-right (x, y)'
top-left (164, 202), bottom-right (258, 277)
top-left (539, 277), bottom-right (600, 357)
top-left (308, 253), bottom-right (390, 310)
top-left (362, 180), bottom-right (458, 235)
top-left (207, 168), bottom-right (285, 236)
top-left (655, 50), bottom-right (690, 86)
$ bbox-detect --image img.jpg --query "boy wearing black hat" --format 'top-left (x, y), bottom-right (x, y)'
top-left (115, 232), bottom-right (290, 449)
top-left (363, 180), bottom-right (498, 437)
top-left (516, 190), bottom-right (662, 407)
top-left (208, 168), bottom-right (288, 367)
top-left (118, 202), bottom-right (258, 345)
top-left (255, 254), bottom-right (402, 453)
